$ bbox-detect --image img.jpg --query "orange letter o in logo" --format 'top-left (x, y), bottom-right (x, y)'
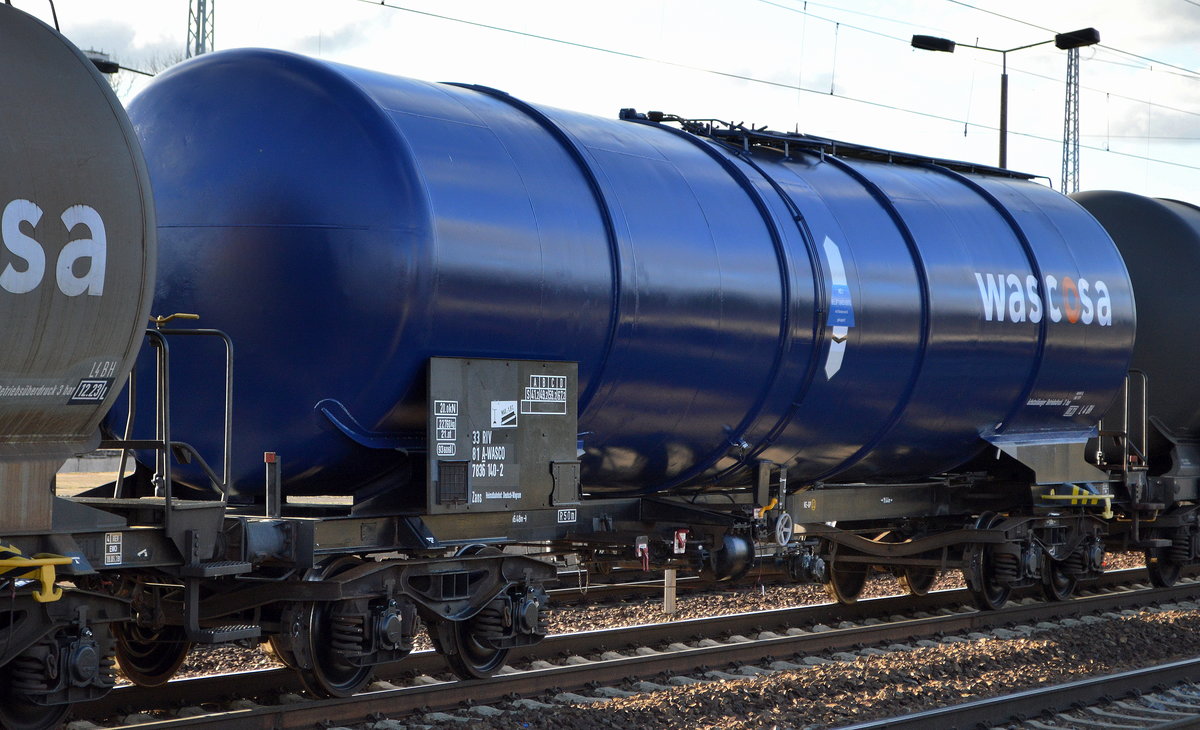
top-left (1061, 276), bottom-right (1081, 324)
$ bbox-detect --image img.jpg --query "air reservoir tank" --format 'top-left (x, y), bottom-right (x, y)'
top-left (119, 48), bottom-right (1133, 500)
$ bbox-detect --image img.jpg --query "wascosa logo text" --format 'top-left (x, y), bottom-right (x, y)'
top-left (974, 273), bottom-right (1113, 326)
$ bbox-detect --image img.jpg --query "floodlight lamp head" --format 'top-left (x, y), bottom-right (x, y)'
top-left (912, 35), bottom-right (956, 53)
top-left (1055, 27), bottom-right (1100, 50)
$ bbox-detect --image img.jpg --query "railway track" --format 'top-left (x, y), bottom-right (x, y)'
top-left (546, 560), bottom-right (827, 603)
top-left (843, 658), bottom-right (1200, 729)
top-left (546, 569), bottom-right (760, 604)
top-left (75, 569), bottom-right (1200, 728)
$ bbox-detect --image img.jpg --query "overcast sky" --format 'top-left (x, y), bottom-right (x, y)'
top-left (23, 0), bottom-right (1200, 200)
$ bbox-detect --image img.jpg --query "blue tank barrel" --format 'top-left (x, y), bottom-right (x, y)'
top-left (113, 49), bottom-right (1135, 498)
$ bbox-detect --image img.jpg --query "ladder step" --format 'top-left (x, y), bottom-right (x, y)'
top-left (193, 624), bottom-right (261, 643)
top-left (180, 560), bottom-right (252, 578)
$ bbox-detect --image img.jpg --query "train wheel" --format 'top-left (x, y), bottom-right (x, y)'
top-left (824, 558), bottom-right (868, 604)
top-left (0, 698), bottom-right (66, 730)
top-left (1040, 557), bottom-right (1077, 602)
top-left (294, 602), bottom-right (373, 697)
top-left (0, 664), bottom-right (68, 730)
top-left (965, 512), bottom-right (1012, 611)
top-left (1146, 550), bottom-right (1183, 588)
top-left (880, 532), bottom-right (938, 597)
top-left (264, 635), bottom-right (299, 669)
top-left (113, 623), bottom-right (192, 687)
top-left (294, 557), bottom-right (374, 698)
top-left (432, 544), bottom-right (509, 680)
top-left (433, 616), bottom-right (510, 680)
top-left (897, 565), bottom-right (938, 597)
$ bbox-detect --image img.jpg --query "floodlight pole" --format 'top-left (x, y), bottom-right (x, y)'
top-left (912, 28), bottom-right (1099, 171)
top-left (999, 53), bottom-right (1009, 168)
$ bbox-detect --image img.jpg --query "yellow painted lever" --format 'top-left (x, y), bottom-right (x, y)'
top-left (0, 553), bottom-right (73, 603)
top-left (150, 312), bottom-right (201, 327)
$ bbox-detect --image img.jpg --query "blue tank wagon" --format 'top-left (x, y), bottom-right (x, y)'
top-left (119, 49), bottom-right (1133, 502)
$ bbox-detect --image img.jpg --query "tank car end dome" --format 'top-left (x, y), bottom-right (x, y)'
top-left (0, 4), bottom-right (155, 461)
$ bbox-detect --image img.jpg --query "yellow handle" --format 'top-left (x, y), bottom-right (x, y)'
top-left (151, 312), bottom-right (201, 327)
top-left (1043, 488), bottom-right (1114, 520)
top-left (754, 497), bottom-right (779, 519)
top-left (0, 554), bottom-right (73, 603)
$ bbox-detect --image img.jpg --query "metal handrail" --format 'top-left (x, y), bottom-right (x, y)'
top-left (1125, 369), bottom-right (1149, 469)
top-left (105, 324), bottom-right (234, 511)
top-left (113, 360), bottom-right (137, 498)
top-left (154, 327), bottom-right (234, 495)
top-left (1096, 369), bottom-right (1149, 474)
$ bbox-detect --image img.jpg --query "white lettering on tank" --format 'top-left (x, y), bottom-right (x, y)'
top-left (1, 199), bottom-right (46, 294)
top-left (1078, 278), bottom-right (1094, 325)
top-left (1006, 273), bottom-right (1025, 322)
top-left (1025, 275), bottom-right (1043, 323)
top-left (1, 199), bottom-right (106, 296)
top-left (973, 271), bottom-right (1113, 327)
top-left (57, 205), bottom-right (106, 296)
top-left (1095, 281), bottom-right (1112, 326)
top-left (974, 273), bottom-right (1006, 322)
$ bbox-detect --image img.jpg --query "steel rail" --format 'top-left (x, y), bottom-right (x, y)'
top-left (81, 571), bottom-right (1200, 727)
top-left (80, 572), bottom-right (1099, 717)
top-left (84, 581), bottom-right (973, 717)
top-left (837, 657), bottom-right (1200, 729)
top-left (545, 564), bottom-right (808, 603)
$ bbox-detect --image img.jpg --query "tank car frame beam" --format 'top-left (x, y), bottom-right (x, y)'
top-left (786, 481), bottom-right (975, 524)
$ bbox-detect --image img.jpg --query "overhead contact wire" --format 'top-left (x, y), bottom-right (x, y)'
top-left (354, 0), bottom-right (1200, 172)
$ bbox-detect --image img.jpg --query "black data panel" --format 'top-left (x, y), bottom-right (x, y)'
top-left (427, 358), bottom-right (579, 514)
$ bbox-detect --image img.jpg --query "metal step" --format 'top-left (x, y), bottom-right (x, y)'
top-left (192, 624), bottom-right (260, 643)
top-left (180, 560), bottom-right (252, 578)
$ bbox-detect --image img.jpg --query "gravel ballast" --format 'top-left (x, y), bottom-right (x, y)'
top-left (451, 605), bottom-right (1200, 729)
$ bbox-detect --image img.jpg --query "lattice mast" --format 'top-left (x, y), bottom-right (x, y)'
top-left (1061, 47), bottom-right (1081, 193)
top-left (186, 0), bottom-right (214, 59)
